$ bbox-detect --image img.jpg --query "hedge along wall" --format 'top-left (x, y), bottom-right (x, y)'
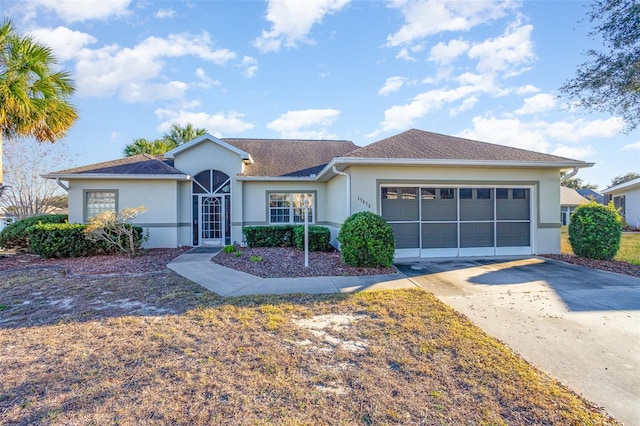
top-left (243, 225), bottom-right (331, 251)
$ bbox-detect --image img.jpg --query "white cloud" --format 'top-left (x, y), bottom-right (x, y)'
top-left (74, 32), bottom-right (236, 101)
top-left (468, 21), bottom-right (535, 75)
top-left (428, 38), bottom-right (469, 64)
top-left (449, 96), bottom-right (478, 116)
top-left (253, 0), bottom-right (351, 53)
top-left (396, 47), bottom-right (417, 62)
top-left (195, 68), bottom-right (221, 89)
top-left (155, 109), bottom-right (254, 135)
top-left (514, 93), bottom-right (556, 115)
top-left (515, 84), bottom-right (540, 94)
top-left (26, 0), bottom-right (132, 23)
top-left (122, 81), bottom-right (188, 103)
top-left (29, 26), bottom-right (97, 61)
top-left (622, 141), bottom-right (640, 151)
top-left (551, 145), bottom-right (596, 160)
top-left (239, 56), bottom-right (259, 78)
top-left (155, 8), bottom-right (176, 19)
top-left (378, 76), bottom-right (407, 95)
top-left (458, 115), bottom-right (625, 155)
top-left (386, 0), bottom-right (516, 46)
top-left (267, 109), bottom-right (340, 138)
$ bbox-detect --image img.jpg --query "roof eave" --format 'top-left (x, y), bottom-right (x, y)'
top-left (316, 157), bottom-right (594, 179)
top-left (42, 173), bottom-right (192, 181)
top-left (235, 175), bottom-right (317, 182)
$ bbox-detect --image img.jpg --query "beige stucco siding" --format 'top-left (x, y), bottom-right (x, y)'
top-left (344, 165), bottom-right (562, 254)
top-left (67, 179), bottom-right (180, 248)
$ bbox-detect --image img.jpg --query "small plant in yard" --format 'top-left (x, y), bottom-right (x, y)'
top-left (85, 206), bottom-right (148, 256)
top-left (338, 211), bottom-right (395, 268)
top-left (234, 250), bottom-right (243, 257)
top-left (250, 255), bottom-right (263, 263)
top-left (569, 201), bottom-right (622, 260)
top-left (223, 245), bottom-right (237, 254)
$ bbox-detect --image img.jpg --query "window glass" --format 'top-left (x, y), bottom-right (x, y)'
top-left (477, 188), bottom-right (492, 199)
top-left (460, 188), bottom-right (472, 199)
top-left (421, 188), bottom-right (436, 200)
top-left (86, 191), bottom-right (116, 220)
top-left (512, 188), bottom-right (527, 199)
top-left (496, 188), bottom-right (509, 199)
top-left (269, 193), bottom-right (313, 224)
top-left (440, 188), bottom-right (455, 199)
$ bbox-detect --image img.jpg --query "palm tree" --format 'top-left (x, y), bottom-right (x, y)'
top-left (0, 18), bottom-right (78, 193)
top-left (122, 123), bottom-right (208, 157)
top-left (122, 138), bottom-right (177, 157)
top-left (163, 122), bottom-right (207, 145)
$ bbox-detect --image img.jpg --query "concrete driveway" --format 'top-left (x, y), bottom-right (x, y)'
top-left (396, 257), bottom-right (640, 425)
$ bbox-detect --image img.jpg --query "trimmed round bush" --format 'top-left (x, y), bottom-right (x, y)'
top-left (0, 214), bottom-right (68, 250)
top-left (337, 211), bottom-right (395, 268)
top-left (568, 201), bottom-right (622, 260)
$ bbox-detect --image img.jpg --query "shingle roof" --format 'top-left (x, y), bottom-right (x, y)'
top-left (45, 154), bottom-right (185, 176)
top-left (344, 129), bottom-right (585, 163)
top-left (222, 138), bottom-right (358, 177)
top-left (561, 186), bottom-right (589, 206)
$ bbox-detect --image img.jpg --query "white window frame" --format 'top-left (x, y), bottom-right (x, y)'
top-left (268, 192), bottom-right (314, 224)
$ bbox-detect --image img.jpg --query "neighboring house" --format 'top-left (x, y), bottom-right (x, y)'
top-left (603, 177), bottom-right (640, 228)
top-left (43, 129), bottom-right (593, 258)
top-left (0, 208), bottom-right (16, 232)
top-left (560, 186), bottom-right (589, 226)
top-left (576, 188), bottom-right (604, 204)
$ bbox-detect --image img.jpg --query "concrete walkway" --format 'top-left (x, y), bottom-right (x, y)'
top-left (167, 248), bottom-right (417, 296)
top-left (396, 257), bottom-right (640, 426)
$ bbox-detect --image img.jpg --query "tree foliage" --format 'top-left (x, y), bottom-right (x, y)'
top-left (0, 18), bottom-right (78, 186)
top-left (0, 137), bottom-right (72, 219)
top-left (122, 123), bottom-right (207, 157)
top-left (610, 172), bottom-right (640, 187)
top-left (85, 206), bottom-right (148, 256)
top-left (561, 178), bottom-right (598, 190)
top-left (560, 0), bottom-right (640, 132)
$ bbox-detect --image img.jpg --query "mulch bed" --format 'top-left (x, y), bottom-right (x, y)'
top-left (540, 254), bottom-right (640, 278)
top-left (211, 246), bottom-right (397, 278)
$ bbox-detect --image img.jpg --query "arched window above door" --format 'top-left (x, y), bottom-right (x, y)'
top-left (192, 170), bottom-right (230, 194)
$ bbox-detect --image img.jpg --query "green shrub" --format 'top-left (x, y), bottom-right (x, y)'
top-left (243, 225), bottom-right (296, 247)
top-left (223, 245), bottom-right (237, 254)
top-left (293, 225), bottom-right (331, 251)
top-left (28, 223), bottom-right (95, 258)
top-left (0, 214), bottom-right (68, 249)
top-left (568, 201), bottom-right (622, 260)
top-left (337, 211), bottom-right (395, 268)
top-left (28, 222), bottom-right (144, 258)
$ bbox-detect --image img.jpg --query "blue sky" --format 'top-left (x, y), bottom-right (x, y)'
top-left (4, 0), bottom-right (639, 189)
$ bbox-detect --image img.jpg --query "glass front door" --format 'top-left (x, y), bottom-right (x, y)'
top-left (200, 196), bottom-right (224, 246)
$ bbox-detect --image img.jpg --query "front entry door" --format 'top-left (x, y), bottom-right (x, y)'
top-left (200, 196), bottom-right (224, 246)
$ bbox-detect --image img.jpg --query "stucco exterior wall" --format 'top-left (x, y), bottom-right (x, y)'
top-left (345, 164), bottom-right (562, 254)
top-left (66, 179), bottom-right (180, 248)
top-left (607, 185), bottom-right (640, 228)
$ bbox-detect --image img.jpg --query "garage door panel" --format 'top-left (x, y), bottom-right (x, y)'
top-left (389, 222), bottom-right (420, 249)
top-left (460, 222), bottom-right (494, 248)
top-left (497, 222), bottom-right (530, 247)
top-left (381, 187), bottom-right (418, 221)
top-left (422, 223), bottom-right (457, 248)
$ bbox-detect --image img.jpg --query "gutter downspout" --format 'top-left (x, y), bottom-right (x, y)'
top-left (560, 167), bottom-right (579, 183)
top-left (332, 165), bottom-right (351, 217)
top-left (55, 178), bottom-right (69, 192)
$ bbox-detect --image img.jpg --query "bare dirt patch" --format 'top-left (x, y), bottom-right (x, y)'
top-left (211, 246), bottom-right (396, 278)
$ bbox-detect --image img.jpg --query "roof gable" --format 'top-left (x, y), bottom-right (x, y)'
top-left (603, 176), bottom-right (640, 194)
top-left (561, 186), bottom-right (589, 206)
top-left (164, 133), bottom-right (251, 161)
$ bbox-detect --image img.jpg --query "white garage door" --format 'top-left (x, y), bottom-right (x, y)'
top-left (381, 186), bottom-right (532, 257)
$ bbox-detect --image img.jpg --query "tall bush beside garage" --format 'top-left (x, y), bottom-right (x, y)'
top-left (568, 201), bottom-right (622, 260)
top-left (338, 211), bottom-right (395, 268)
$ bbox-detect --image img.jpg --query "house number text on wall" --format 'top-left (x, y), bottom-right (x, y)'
top-left (357, 196), bottom-right (371, 210)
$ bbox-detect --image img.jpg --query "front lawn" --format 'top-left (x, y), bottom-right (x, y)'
top-left (0, 269), bottom-right (616, 424)
top-left (561, 226), bottom-right (640, 265)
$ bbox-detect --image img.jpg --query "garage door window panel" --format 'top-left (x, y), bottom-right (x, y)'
top-left (460, 222), bottom-right (494, 248)
top-left (381, 187), bottom-right (418, 221)
top-left (421, 188), bottom-right (457, 221)
top-left (389, 222), bottom-right (420, 249)
top-left (497, 189), bottom-right (530, 220)
top-left (422, 223), bottom-right (457, 248)
top-left (497, 222), bottom-right (530, 247)
top-left (460, 188), bottom-right (494, 221)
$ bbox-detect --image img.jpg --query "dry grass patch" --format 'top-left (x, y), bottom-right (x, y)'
top-left (0, 269), bottom-right (617, 425)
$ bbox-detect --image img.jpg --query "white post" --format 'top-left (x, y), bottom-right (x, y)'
top-left (304, 197), bottom-right (309, 268)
